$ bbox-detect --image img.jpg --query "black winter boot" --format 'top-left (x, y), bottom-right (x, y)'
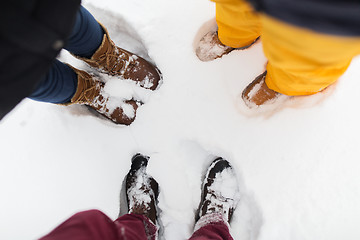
top-left (125, 154), bottom-right (159, 224)
top-left (196, 157), bottom-right (240, 223)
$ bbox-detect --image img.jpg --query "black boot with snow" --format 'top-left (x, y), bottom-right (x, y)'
top-left (125, 153), bottom-right (159, 224)
top-left (196, 157), bottom-right (240, 223)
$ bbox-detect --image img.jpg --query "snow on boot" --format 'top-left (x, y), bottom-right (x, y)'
top-left (76, 23), bottom-right (162, 90)
top-left (196, 157), bottom-right (240, 223)
top-left (67, 66), bottom-right (138, 125)
top-left (196, 31), bottom-right (259, 62)
top-left (242, 71), bottom-right (282, 108)
top-left (125, 154), bottom-right (159, 224)
top-left (196, 31), bottom-right (234, 62)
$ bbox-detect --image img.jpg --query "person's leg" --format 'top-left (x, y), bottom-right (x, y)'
top-left (114, 155), bottom-right (159, 240)
top-left (29, 60), bottom-right (77, 103)
top-left (39, 211), bottom-right (155, 240)
top-left (29, 5), bottom-right (162, 124)
top-left (40, 154), bottom-right (159, 240)
top-left (67, 6), bottom-right (162, 91)
top-left (190, 158), bottom-right (239, 240)
top-left (39, 210), bottom-right (119, 240)
top-left (196, 0), bottom-right (260, 61)
top-left (114, 214), bottom-right (157, 240)
top-left (29, 6), bottom-right (103, 104)
top-left (65, 6), bottom-right (104, 58)
top-left (189, 213), bottom-right (233, 240)
top-left (262, 15), bottom-right (360, 96)
top-left (122, 154), bottom-right (160, 240)
top-left (28, 6), bottom-right (141, 124)
top-left (29, 58), bottom-right (138, 125)
top-left (213, 0), bottom-right (261, 48)
top-left (242, 14), bottom-right (360, 107)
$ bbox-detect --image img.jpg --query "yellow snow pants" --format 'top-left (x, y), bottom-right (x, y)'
top-left (212, 0), bottom-right (360, 95)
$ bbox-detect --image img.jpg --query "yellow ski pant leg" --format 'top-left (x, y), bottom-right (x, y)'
top-left (261, 15), bottom-right (360, 96)
top-left (210, 0), bottom-right (360, 95)
top-left (212, 0), bottom-right (261, 48)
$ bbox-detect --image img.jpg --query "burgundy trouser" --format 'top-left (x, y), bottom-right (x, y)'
top-left (39, 210), bottom-right (233, 240)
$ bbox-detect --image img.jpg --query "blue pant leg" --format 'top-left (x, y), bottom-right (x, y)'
top-left (29, 6), bottom-right (104, 103)
top-left (29, 60), bottom-right (77, 104)
top-left (65, 6), bottom-right (104, 58)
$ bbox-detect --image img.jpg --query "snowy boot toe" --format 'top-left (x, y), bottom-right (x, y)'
top-left (125, 154), bottom-right (159, 224)
top-left (196, 31), bottom-right (234, 62)
top-left (242, 71), bottom-right (282, 108)
top-left (196, 157), bottom-right (240, 223)
top-left (196, 31), bottom-right (259, 62)
top-left (67, 66), bottom-right (138, 125)
top-left (76, 23), bottom-right (162, 90)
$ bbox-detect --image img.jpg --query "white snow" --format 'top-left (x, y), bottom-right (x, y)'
top-left (1, 1), bottom-right (360, 240)
top-left (127, 168), bottom-right (153, 213)
top-left (207, 167), bottom-right (240, 201)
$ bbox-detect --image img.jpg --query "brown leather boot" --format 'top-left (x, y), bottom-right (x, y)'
top-left (76, 23), bottom-right (161, 90)
top-left (242, 71), bottom-right (281, 107)
top-left (67, 66), bottom-right (138, 125)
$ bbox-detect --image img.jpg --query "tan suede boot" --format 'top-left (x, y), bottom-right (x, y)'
top-left (67, 66), bottom-right (138, 125)
top-left (76, 23), bottom-right (161, 90)
top-left (242, 71), bottom-right (281, 107)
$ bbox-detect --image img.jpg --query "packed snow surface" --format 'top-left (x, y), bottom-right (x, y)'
top-left (1, 1), bottom-right (360, 240)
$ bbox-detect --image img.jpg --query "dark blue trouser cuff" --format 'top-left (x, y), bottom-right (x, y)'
top-left (29, 6), bottom-right (103, 103)
top-left (29, 60), bottom-right (77, 103)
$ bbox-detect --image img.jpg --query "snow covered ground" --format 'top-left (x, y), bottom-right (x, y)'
top-left (1, 0), bottom-right (360, 239)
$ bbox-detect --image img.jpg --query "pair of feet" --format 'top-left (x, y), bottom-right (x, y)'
top-left (196, 31), bottom-right (281, 107)
top-left (67, 23), bottom-right (162, 125)
top-left (125, 154), bottom-right (240, 227)
top-left (72, 27), bottom-right (277, 124)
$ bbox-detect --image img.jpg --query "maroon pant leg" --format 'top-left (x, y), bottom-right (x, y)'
top-left (114, 213), bottom-right (157, 240)
top-left (189, 213), bottom-right (234, 240)
top-left (39, 210), bottom-right (156, 240)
